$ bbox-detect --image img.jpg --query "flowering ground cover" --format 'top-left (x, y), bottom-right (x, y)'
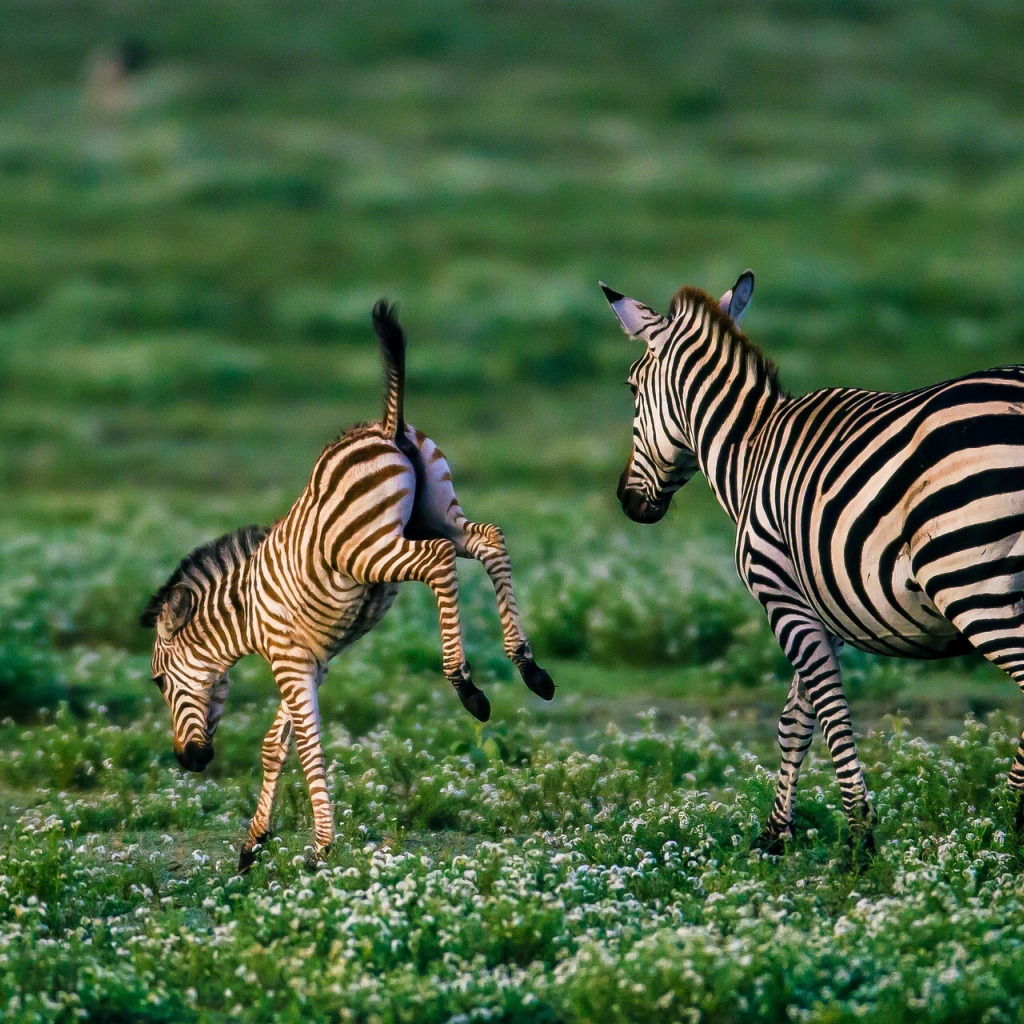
top-left (2, 689), bottom-right (1024, 1023)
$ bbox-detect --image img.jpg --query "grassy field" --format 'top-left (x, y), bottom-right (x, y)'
top-left (3, 1), bottom-right (1024, 1021)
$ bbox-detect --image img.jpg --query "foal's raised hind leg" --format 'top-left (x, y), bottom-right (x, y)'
top-left (407, 431), bottom-right (553, 701)
top-left (459, 522), bottom-right (555, 700)
top-left (353, 532), bottom-right (490, 722)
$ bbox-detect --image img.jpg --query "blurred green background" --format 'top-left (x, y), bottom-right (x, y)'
top-left (2, 0), bottom-right (1024, 728)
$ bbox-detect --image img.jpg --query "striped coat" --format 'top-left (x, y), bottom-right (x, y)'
top-left (603, 271), bottom-right (1024, 854)
top-left (142, 302), bottom-right (553, 869)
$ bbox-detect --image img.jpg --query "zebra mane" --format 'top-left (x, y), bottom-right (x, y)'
top-left (140, 524), bottom-right (270, 628)
top-left (668, 286), bottom-right (785, 397)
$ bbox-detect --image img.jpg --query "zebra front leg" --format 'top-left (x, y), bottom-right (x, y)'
top-left (270, 652), bottom-right (335, 865)
top-left (238, 704), bottom-right (294, 873)
top-left (460, 522), bottom-right (554, 701)
top-left (767, 605), bottom-right (875, 856)
top-left (753, 673), bottom-right (816, 855)
top-left (358, 536), bottom-right (489, 722)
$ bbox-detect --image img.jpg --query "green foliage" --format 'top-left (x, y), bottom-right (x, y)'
top-left (4, 0), bottom-right (1024, 498)
top-left (3, 708), bottom-right (1024, 1023)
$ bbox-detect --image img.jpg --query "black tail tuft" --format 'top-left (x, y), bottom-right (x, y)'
top-left (372, 299), bottom-right (406, 439)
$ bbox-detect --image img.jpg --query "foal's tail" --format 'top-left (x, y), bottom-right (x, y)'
top-left (371, 299), bottom-right (407, 441)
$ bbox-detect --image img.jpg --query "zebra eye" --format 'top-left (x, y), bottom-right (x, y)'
top-left (627, 383), bottom-right (638, 398)
top-left (152, 675), bottom-right (167, 693)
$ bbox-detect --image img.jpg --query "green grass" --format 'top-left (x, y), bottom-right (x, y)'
top-left (4, 0), bottom-right (1024, 1020)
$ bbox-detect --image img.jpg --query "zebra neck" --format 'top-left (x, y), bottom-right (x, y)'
top-left (201, 559), bottom-right (259, 668)
top-left (680, 342), bottom-right (781, 522)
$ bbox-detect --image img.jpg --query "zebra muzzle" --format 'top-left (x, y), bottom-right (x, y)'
top-left (619, 487), bottom-right (668, 524)
top-left (176, 740), bottom-right (215, 773)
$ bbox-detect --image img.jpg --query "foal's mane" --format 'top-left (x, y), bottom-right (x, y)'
top-left (140, 524), bottom-right (270, 628)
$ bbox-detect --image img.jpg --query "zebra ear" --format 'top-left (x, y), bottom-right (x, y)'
top-left (719, 270), bottom-right (755, 323)
top-left (600, 283), bottom-right (669, 351)
top-left (157, 585), bottom-right (195, 641)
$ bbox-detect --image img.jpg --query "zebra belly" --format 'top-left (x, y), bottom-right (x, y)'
top-left (321, 582), bottom-right (400, 661)
top-left (798, 557), bottom-right (966, 659)
top-left (269, 579), bottom-right (399, 662)
top-left (797, 534), bottom-right (969, 659)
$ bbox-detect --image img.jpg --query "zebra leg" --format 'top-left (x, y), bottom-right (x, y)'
top-left (767, 607), bottom-right (875, 853)
top-left (360, 536), bottom-right (489, 722)
top-left (238, 703), bottom-right (294, 873)
top-left (400, 432), bottom-right (553, 701)
top-left (752, 673), bottom-right (816, 854)
top-left (458, 522), bottom-right (554, 700)
top-left (269, 652), bottom-right (335, 864)
top-left (925, 590), bottom-right (1024, 831)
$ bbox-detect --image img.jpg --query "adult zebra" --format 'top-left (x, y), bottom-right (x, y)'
top-left (602, 270), bottom-right (1024, 854)
top-left (141, 301), bottom-right (553, 870)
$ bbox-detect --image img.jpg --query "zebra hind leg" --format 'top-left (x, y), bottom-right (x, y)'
top-left (361, 535), bottom-right (490, 721)
top-left (752, 673), bottom-right (816, 855)
top-left (926, 588), bottom-right (1024, 834)
top-left (418, 537), bottom-right (489, 721)
top-left (400, 435), bottom-right (553, 702)
top-left (460, 522), bottom-right (554, 701)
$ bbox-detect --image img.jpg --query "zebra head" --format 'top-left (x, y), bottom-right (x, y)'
top-left (147, 585), bottom-right (227, 772)
top-left (141, 526), bottom-right (266, 773)
top-left (601, 272), bottom-right (754, 523)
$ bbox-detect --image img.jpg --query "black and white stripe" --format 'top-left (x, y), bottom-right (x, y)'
top-left (142, 301), bottom-right (553, 869)
top-left (604, 270), bottom-right (1024, 852)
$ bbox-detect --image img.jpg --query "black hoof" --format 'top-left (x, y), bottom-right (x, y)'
top-left (460, 688), bottom-right (491, 722)
top-left (305, 844), bottom-right (332, 872)
top-left (238, 834), bottom-right (268, 874)
top-left (751, 829), bottom-right (788, 856)
top-left (520, 660), bottom-right (555, 701)
top-left (452, 663), bottom-right (490, 722)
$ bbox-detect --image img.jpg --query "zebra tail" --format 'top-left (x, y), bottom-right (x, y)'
top-left (371, 299), bottom-right (407, 441)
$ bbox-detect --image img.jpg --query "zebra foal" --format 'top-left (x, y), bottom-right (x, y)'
top-left (141, 301), bottom-right (553, 870)
top-left (602, 269), bottom-right (1024, 854)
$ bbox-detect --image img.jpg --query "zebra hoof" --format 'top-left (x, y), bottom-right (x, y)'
top-left (238, 834), bottom-right (268, 874)
top-left (751, 829), bottom-right (788, 857)
top-left (460, 688), bottom-right (491, 722)
top-left (521, 660), bottom-right (555, 701)
top-left (304, 843), bottom-right (333, 872)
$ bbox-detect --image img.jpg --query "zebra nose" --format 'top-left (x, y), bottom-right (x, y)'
top-left (177, 741), bottom-right (214, 773)
top-left (620, 488), bottom-right (668, 524)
